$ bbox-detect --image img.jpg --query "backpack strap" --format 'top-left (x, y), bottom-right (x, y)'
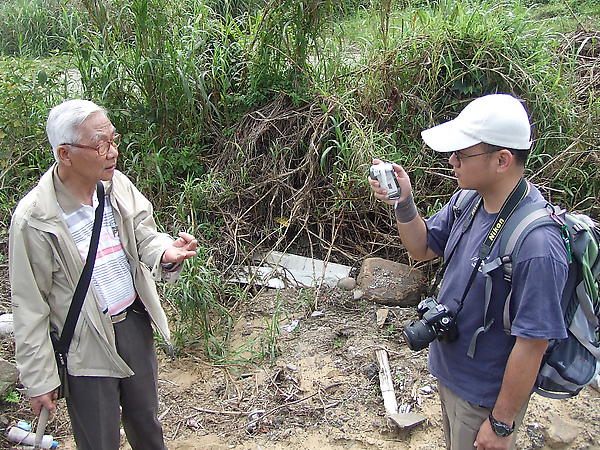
top-left (570, 305), bottom-right (600, 360)
top-left (453, 189), bottom-right (480, 233)
top-left (491, 202), bottom-right (561, 333)
top-left (469, 202), bottom-right (561, 356)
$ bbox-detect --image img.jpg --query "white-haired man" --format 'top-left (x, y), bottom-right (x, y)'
top-left (369, 94), bottom-right (569, 450)
top-left (10, 99), bottom-right (197, 449)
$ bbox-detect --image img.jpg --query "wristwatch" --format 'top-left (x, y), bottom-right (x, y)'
top-left (489, 412), bottom-right (515, 437)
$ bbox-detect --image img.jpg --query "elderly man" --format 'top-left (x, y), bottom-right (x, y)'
top-left (9, 99), bottom-right (197, 449)
top-left (369, 94), bottom-right (569, 450)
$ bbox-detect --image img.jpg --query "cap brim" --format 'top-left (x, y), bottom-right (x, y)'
top-left (421, 120), bottom-right (481, 152)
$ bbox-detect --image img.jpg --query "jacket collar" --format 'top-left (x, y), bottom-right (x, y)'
top-left (28, 163), bottom-right (112, 223)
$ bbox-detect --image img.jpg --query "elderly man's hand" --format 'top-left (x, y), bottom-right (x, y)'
top-left (31, 391), bottom-right (57, 417)
top-left (161, 232), bottom-right (198, 265)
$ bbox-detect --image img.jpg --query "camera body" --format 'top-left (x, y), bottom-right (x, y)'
top-left (402, 297), bottom-right (459, 351)
top-left (369, 162), bottom-right (401, 200)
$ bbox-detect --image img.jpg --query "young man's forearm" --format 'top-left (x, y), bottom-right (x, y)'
top-left (397, 214), bottom-right (437, 261)
top-left (492, 337), bottom-right (548, 423)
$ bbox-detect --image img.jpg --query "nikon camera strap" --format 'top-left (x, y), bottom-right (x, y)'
top-left (427, 175), bottom-right (529, 348)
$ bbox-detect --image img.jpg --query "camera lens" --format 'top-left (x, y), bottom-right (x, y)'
top-left (403, 319), bottom-right (437, 351)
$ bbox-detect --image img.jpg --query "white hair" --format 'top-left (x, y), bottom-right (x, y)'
top-left (46, 99), bottom-right (106, 162)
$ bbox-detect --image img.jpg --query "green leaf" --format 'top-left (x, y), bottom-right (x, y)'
top-left (37, 70), bottom-right (48, 85)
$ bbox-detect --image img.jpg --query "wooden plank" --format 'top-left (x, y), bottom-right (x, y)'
top-left (375, 349), bottom-right (398, 416)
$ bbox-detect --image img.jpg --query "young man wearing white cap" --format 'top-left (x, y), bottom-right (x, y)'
top-left (369, 94), bottom-right (569, 450)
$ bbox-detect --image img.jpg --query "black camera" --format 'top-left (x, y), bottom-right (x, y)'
top-left (402, 297), bottom-right (459, 351)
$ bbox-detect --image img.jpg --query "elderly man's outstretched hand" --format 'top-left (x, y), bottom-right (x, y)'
top-left (161, 232), bottom-right (198, 265)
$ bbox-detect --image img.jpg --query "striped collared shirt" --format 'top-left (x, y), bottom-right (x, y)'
top-left (61, 190), bottom-right (136, 316)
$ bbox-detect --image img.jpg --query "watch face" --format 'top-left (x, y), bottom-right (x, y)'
top-left (491, 421), bottom-right (512, 437)
top-left (489, 413), bottom-right (514, 437)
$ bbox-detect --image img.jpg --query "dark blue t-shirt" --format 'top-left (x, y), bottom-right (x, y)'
top-left (425, 184), bottom-right (569, 408)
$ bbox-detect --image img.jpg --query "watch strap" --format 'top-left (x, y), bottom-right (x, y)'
top-left (489, 411), bottom-right (515, 437)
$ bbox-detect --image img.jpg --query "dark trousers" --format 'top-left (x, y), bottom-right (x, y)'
top-left (65, 305), bottom-right (166, 450)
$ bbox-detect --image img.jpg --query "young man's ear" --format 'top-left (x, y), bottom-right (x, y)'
top-left (496, 149), bottom-right (514, 172)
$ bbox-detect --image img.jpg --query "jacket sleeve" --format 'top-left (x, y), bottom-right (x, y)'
top-left (9, 212), bottom-right (61, 398)
top-left (116, 174), bottom-right (181, 284)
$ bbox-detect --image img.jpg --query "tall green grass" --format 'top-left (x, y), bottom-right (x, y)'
top-left (0, 0), bottom-right (81, 56)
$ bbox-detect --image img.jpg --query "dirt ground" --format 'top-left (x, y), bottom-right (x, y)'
top-left (1, 236), bottom-right (600, 449)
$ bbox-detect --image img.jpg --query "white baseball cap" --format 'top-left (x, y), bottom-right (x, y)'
top-left (420, 94), bottom-right (532, 152)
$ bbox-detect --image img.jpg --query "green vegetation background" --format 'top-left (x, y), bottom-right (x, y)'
top-left (0, 0), bottom-right (598, 361)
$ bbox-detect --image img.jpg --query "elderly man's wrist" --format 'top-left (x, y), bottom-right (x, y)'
top-left (161, 262), bottom-right (176, 270)
top-left (394, 192), bottom-right (418, 223)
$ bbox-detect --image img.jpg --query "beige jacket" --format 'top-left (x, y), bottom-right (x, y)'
top-left (9, 165), bottom-right (181, 397)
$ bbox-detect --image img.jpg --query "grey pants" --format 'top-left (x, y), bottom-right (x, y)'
top-left (438, 382), bottom-right (529, 450)
top-left (65, 304), bottom-right (166, 450)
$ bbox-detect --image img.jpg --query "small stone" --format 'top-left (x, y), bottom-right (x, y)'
top-left (286, 364), bottom-right (297, 371)
top-left (353, 290), bottom-right (364, 300)
top-left (337, 277), bottom-right (357, 291)
top-left (303, 357), bottom-right (315, 366)
top-left (545, 413), bottom-right (578, 447)
top-left (376, 308), bottom-right (389, 327)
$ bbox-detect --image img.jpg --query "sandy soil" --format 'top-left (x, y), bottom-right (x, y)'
top-left (1, 243), bottom-right (600, 449)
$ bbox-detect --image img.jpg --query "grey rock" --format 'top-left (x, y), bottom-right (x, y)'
top-left (0, 359), bottom-right (18, 398)
top-left (337, 276), bottom-right (357, 291)
top-left (545, 413), bottom-right (578, 447)
top-left (356, 258), bottom-right (427, 306)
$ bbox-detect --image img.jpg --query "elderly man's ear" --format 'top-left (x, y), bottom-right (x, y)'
top-left (57, 145), bottom-right (73, 165)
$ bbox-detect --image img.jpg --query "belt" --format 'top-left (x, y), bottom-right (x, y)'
top-left (110, 310), bottom-right (128, 324)
top-left (110, 298), bottom-right (144, 324)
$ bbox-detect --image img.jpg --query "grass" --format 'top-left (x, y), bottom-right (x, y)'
top-left (0, 0), bottom-right (598, 364)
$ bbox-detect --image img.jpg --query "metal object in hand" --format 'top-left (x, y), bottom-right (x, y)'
top-left (35, 406), bottom-right (50, 449)
top-left (370, 162), bottom-right (401, 199)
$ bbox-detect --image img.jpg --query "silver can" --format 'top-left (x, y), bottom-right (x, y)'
top-left (370, 162), bottom-right (401, 200)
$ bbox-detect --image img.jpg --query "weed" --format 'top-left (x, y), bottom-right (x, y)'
top-left (261, 290), bottom-right (285, 365)
top-left (2, 389), bottom-right (20, 403)
top-left (164, 248), bottom-right (239, 361)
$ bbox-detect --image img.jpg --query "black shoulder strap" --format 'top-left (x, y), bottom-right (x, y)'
top-left (55, 181), bottom-right (105, 354)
